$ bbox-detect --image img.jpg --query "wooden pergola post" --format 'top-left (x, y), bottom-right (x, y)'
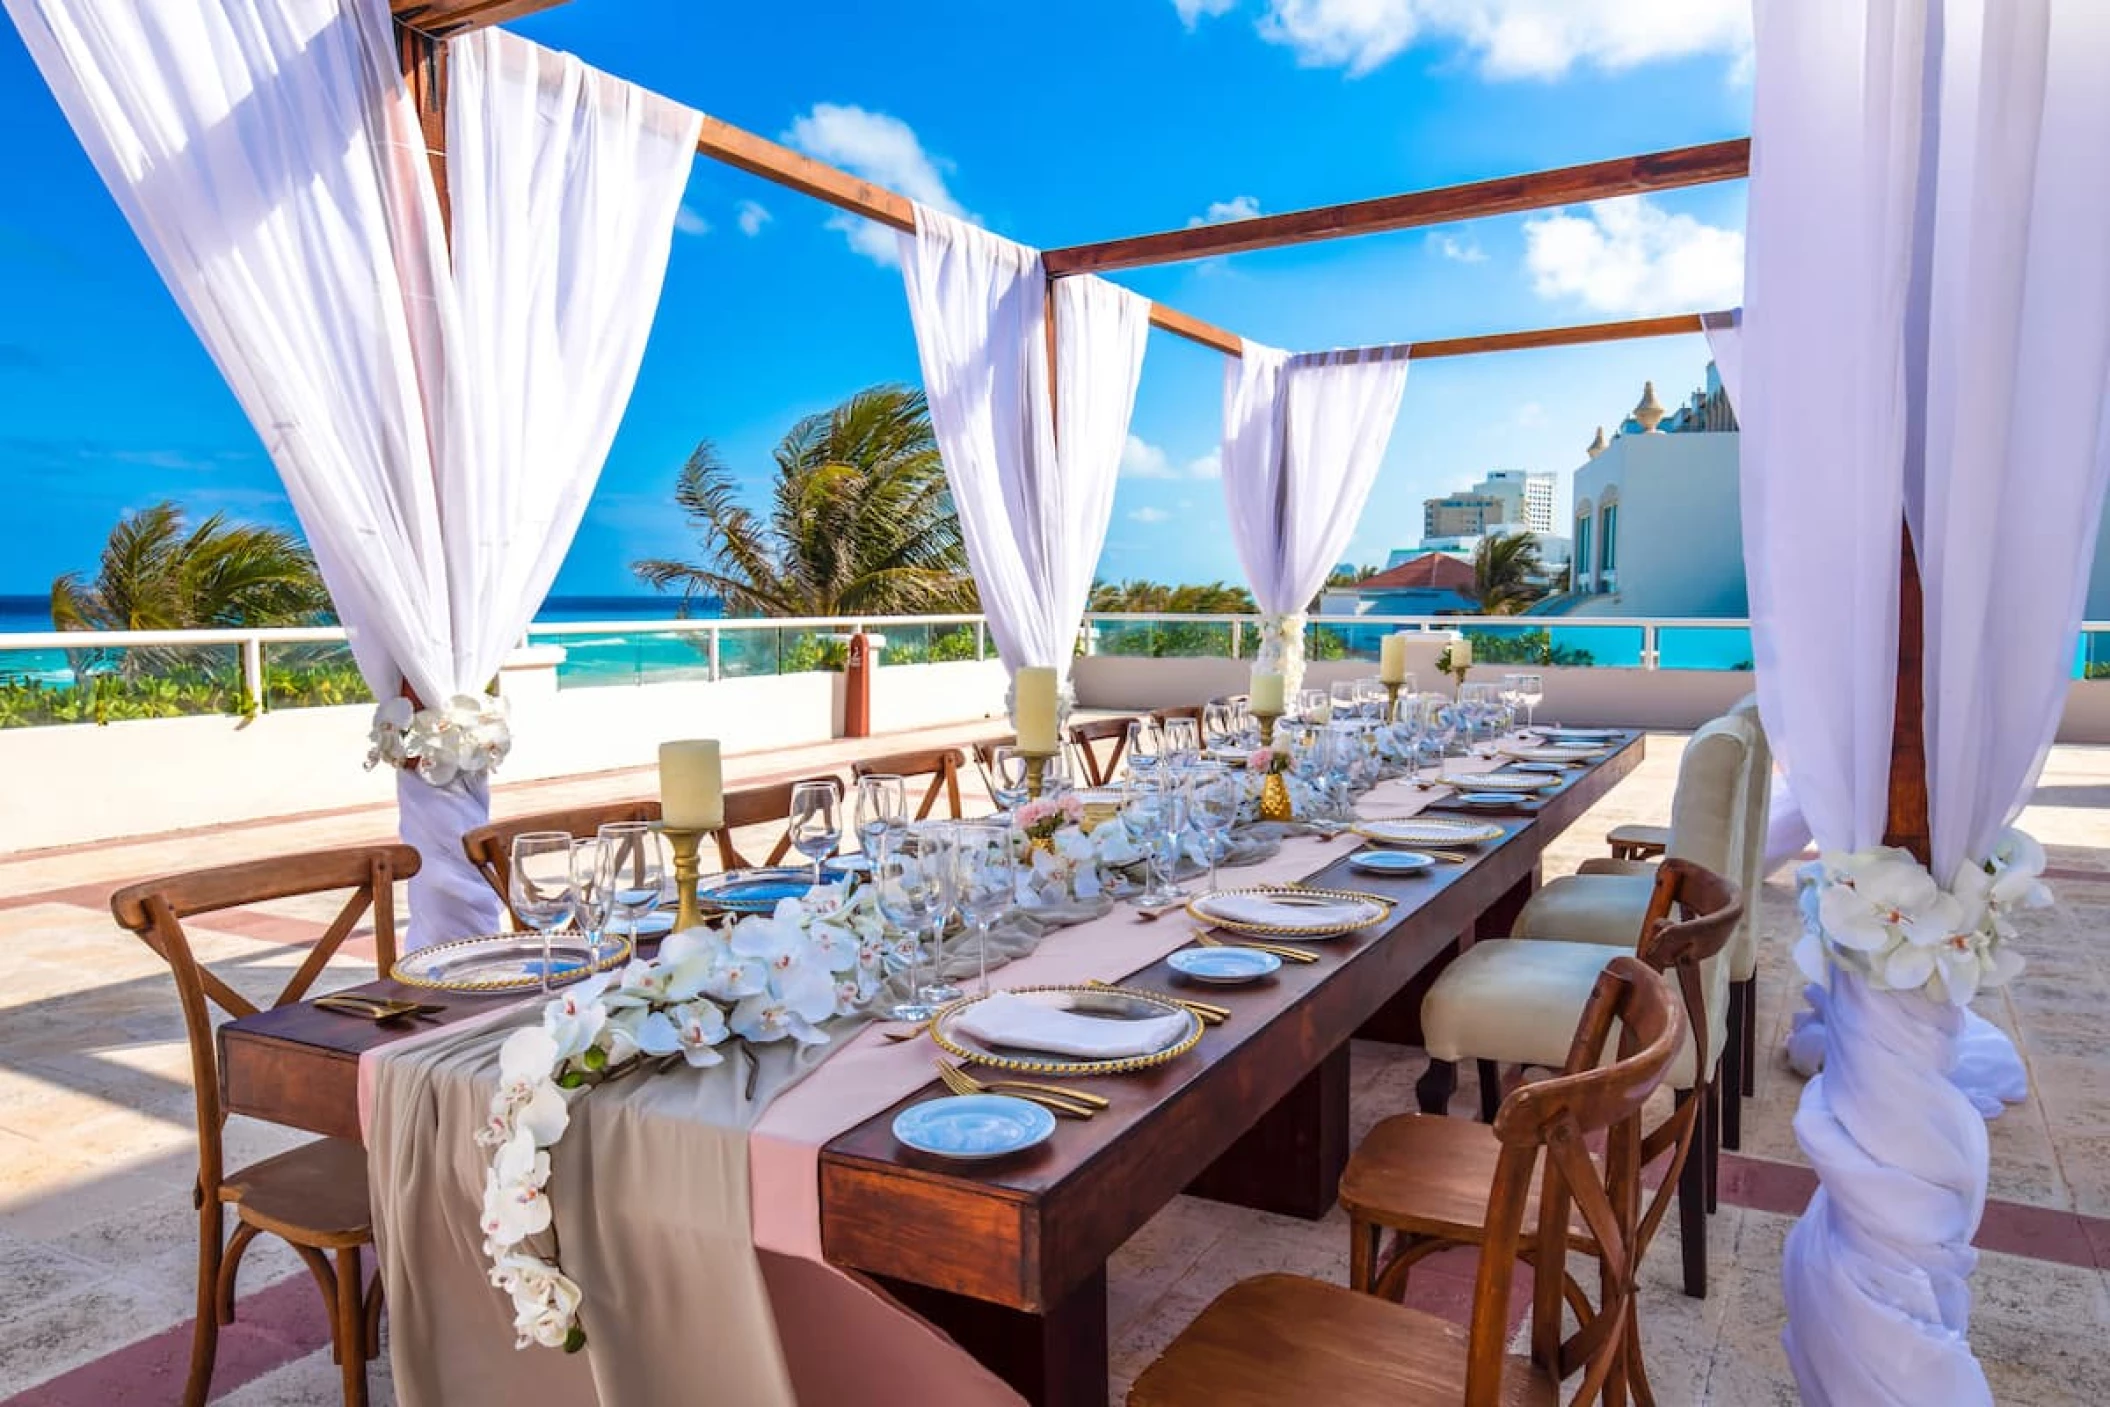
top-left (1884, 528), bottom-right (1932, 862)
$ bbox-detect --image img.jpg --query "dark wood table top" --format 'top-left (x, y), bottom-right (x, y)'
top-left (810, 733), bottom-right (1644, 1313)
top-left (216, 734), bottom-right (1644, 1295)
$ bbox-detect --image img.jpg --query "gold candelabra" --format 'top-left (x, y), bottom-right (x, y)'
top-left (663, 826), bottom-right (706, 933)
top-left (1254, 709), bottom-right (1281, 748)
top-left (1021, 748), bottom-right (1057, 799)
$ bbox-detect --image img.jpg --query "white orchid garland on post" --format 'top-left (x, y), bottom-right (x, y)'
top-left (477, 889), bottom-right (882, 1353)
top-left (366, 693), bottom-right (512, 786)
top-left (1796, 827), bottom-right (2051, 1006)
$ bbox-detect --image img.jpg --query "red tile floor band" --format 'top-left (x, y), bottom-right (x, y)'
top-left (16, 1151), bottom-right (2107, 1404)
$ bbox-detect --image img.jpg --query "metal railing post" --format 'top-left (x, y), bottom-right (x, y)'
top-left (241, 635), bottom-right (264, 715)
top-left (975, 620), bottom-right (986, 661)
top-left (1642, 624), bottom-right (1659, 670)
top-left (1230, 619), bottom-right (1242, 660)
top-left (708, 627), bottom-right (722, 682)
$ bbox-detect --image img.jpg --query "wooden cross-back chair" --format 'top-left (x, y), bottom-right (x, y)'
top-left (1150, 703), bottom-right (1205, 728)
top-left (1349, 859), bottom-right (1742, 1345)
top-left (852, 746), bottom-right (965, 819)
top-left (107, 844), bottom-right (419, 1407)
top-left (1129, 955), bottom-right (1683, 1407)
top-left (1067, 715), bottom-right (1139, 787)
top-left (719, 774), bottom-right (845, 869)
top-left (463, 799), bottom-right (660, 926)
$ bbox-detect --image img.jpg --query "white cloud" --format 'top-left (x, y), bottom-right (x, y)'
top-left (1427, 231), bottom-right (1486, 264)
top-left (1188, 195), bottom-right (1262, 228)
top-left (673, 205), bottom-right (711, 237)
top-left (1247, 0), bottom-right (1750, 81)
top-left (1523, 195), bottom-right (1744, 317)
top-left (1174, 0), bottom-right (1238, 27)
top-left (1129, 507), bottom-right (1172, 524)
top-left (1124, 434), bottom-right (1223, 481)
top-left (736, 200), bottom-right (772, 237)
top-left (783, 103), bottom-right (969, 265)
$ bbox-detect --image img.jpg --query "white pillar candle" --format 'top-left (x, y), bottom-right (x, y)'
top-left (1379, 633), bottom-right (1409, 684)
top-left (1249, 669), bottom-right (1285, 715)
top-left (1451, 635), bottom-right (1473, 670)
top-left (659, 739), bottom-right (723, 830)
top-left (1014, 666), bottom-right (1060, 753)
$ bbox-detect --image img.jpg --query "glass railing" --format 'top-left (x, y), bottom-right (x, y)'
top-left (2, 612), bottom-right (2104, 729)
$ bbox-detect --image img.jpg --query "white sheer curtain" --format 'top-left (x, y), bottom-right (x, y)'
top-left (1221, 343), bottom-right (1410, 692)
top-left (1747, 2), bottom-right (2110, 1400)
top-left (10, 0), bottom-right (700, 945)
top-left (898, 208), bottom-right (1149, 696)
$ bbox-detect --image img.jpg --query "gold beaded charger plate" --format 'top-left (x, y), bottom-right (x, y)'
top-left (929, 985), bottom-right (1204, 1076)
top-left (1187, 884), bottom-right (1393, 939)
top-left (390, 933), bottom-right (634, 993)
top-left (1436, 770), bottom-right (1560, 792)
top-left (1354, 817), bottom-right (1507, 847)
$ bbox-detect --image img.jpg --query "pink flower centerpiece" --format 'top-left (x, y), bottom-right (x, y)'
top-left (1014, 793), bottom-right (1085, 842)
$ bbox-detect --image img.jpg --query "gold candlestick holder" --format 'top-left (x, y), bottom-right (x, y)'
top-left (1254, 709), bottom-right (1281, 748)
top-left (663, 826), bottom-right (707, 933)
top-left (1021, 748), bottom-right (1057, 799)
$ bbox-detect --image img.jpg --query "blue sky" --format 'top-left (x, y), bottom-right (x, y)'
top-left (0, 0), bottom-right (1753, 602)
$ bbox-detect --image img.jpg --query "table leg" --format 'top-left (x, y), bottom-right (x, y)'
top-left (1185, 1042), bottom-right (1349, 1220)
top-left (878, 1268), bottom-right (1109, 1407)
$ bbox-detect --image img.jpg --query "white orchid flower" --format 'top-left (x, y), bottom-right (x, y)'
top-left (730, 991), bottom-right (832, 1045)
top-left (510, 1079), bottom-right (571, 1147)
top-left (540, 984), bottom-right (609, 1063)
top-left (666, 1000), bottom-right (730, 1064)
top-left (491, 1252), bottom-right (583, 1349)
top-left (480, 1139), bottom-right (553, 1245)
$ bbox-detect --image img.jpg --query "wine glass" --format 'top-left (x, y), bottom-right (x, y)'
top-left (949, 820), bottom-right (1014, 996)
top-left (595, 822), bottom-right (668, 950)
top-left (1126, 719), bottom-right (1164, 778)
top-left (856, 773), bottom-right (907, 855)
top-left (872, 831), bottom-right (942, 1020)
top-left (788, 780), bottom-right (842, 889)
top-left (508, 832), bottom-right (575, 994)
top-left (1331, 679), bottom-right (1359, 722)
top-left (1189, 766), bottom-right (1243, 894)
top-left (1119, 779), bottom-right (1170, 905)
top-left (1519, 672), bottom-right (1545, 730)
top-left (1203, 702), bottom-right (1235, 747)
top-left (1297, 688), bottom-right (1330, 724)
top-left (1161, 717), bottom-right (1202, 768)
top-left (569, 837), bottom-right (616, 969)
top-left (986, 747), bottom-right (1030, 809)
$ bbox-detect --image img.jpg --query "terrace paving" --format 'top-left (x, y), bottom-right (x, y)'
top-left (1, 723), bottom-right (2106, 1404)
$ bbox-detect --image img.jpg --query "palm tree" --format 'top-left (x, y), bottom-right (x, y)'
top-left (633, 386), bottom-right (978, 617)
top-left (52, 502), bottom-right (331, 676)
top-left (1471, 532), bottom-right (1549, 616)
top-left (1088, 579), bottom-right (1255, 613)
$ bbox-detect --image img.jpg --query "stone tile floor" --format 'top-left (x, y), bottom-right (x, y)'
top-left (1, 725), bottom-right (2107, 1403)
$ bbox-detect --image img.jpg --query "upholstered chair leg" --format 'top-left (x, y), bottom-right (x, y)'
top-left (1721, 985), bottom-right (1746, 1151)
top-left (185, 1199), bottom-right (225, 1407)
top-left (1476, 1061), bottom-right (1503, 1124)
top-left (1415, 1058), bottom-right (1458, 1115)
top-left (1674, 1090), bottom-right (1707, 1299)
top-left (1736, 976), bottom-right (1757, 1098)
top-left (1704, 1082), bottom-right (1722, 1215)
top-left (334, 1247), bottom-right (370, 1407)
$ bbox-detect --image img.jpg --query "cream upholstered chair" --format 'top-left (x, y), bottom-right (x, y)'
top-left (1412, 714), bottom-right (1751, 1296)
top-left (1561, 698), bottom-right (1772, 1148)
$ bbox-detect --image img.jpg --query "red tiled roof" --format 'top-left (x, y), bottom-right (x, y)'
top-left (1353, 554), bottom-right (1476, 591)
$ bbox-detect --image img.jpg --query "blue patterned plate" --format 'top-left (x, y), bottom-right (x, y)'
top-left (1169, 946), bottom-right (1282, 985)
top-left (892, 1094), bottom-right (1056, 1160)
top-left (697, 868), bottom-right (816, 914)
top-left (1348, 849), bottom-right (1436, 875)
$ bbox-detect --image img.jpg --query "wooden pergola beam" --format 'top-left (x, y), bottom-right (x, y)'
top-left (1405, 311), bottom-right (1717, 361)
top-left (1041, 139), bottom-right (1751, 277)
top-left (391, 0), bottom-right (572, 38)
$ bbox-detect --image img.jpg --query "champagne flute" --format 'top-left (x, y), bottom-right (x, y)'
top-left (596, 822), bottom-right (667, 949)
top-left (509, 832), bottom-right (575, 994)
top-left (570, 837), bottom-right (616, 969)
top-left (856, 773), bottom-right (906, 855)
top-left (1520, 672), bottom-right (1545, 731)
top-left (788, 779), bottom-right (842, 889)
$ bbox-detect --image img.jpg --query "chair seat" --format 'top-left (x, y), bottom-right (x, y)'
top-left (1512, 872), bottom-right (1659, 946)
top-left (1422, 939), bottom-right (1721, 1089)
top-left (1606, 822), bottom-right (1670, 858)
top-left (1577, 856), bottom-right (1656, 877)
top-left (1342, 1113), bottom-right (1536, 1241)
top-left (1128, 1273), bottom-right (1554, 1407)
top-left (220, 1136), bottom-right (372, 1248)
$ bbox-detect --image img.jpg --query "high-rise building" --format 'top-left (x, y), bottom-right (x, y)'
top-left (1422, 492), bottom-right (1505, 539)
top-left (1471, 470), bottom-right (1557, 534)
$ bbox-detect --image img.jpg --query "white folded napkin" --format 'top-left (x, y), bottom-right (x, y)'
top-left (1197, 892), bottom-right (1375, 931)
top-left (954, 992), bottom-right (1190, 1059)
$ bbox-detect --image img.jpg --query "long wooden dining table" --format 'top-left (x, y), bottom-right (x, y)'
top-left (217, 731), bottom-right (1642, 1407)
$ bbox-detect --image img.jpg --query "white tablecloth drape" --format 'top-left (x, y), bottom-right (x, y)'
top-left (1221, 343), bottom-right (1410, 694)
top-left (898, 208), bottom-right (1149, 707)
top-left (9, 2), bottom-right (700, 946)
top-left (1744, 2), bottom-right (2110, 1400)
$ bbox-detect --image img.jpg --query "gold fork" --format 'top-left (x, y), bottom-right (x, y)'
top-left (935, 1061), bottom-right (1102, 1116)
top-left (1193, 931), bottom-right (1320, 964)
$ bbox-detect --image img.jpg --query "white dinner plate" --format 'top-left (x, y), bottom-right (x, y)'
top-left (1169, 946), bottom-right (1283, 985)
top-left (1348, 849), bottom-right (1436, 875)
top-left (892, 1094), bottom-right (1056, 1160)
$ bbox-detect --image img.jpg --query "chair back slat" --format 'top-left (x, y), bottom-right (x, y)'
top-left (853, 747), bottom-right (964, 820)
top-left (1067, 716), bottom-right (1136, 787)
top-left (1466, 955), bottom-right (1683, 1407)
top-left (719, 775), bottom-right (842, 869)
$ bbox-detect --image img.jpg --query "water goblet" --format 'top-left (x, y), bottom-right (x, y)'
top-left (1296, 688), bottom-right (1330, 724)
top-left (569, 837), bottom-right (617, 969)
top-left (509, 832), bottom-right (575, 994)
top-left (788, 779), bottom-right (843, 889)
top-left (872, 832), bottom-right (942, 1020)
top-left (857, 773), bottom-right (907, 853)
top-left (1189, 766), bottom-right (1243, 894)
top-left (1330, 680), bottom-right (1359, 722)
top-left (949, 820), bottom-right (1014, 996)
top-left (594, 821), bottom-right (666, 954)
top-left (1519, 672), bottom-right (1545, 730)
top-left (1161, 716), bottom-right (1202, 768)
top-left (1126, 719), bottom-right (1164, 778)
top-left (986, 747), bottom-right (1031, 809)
